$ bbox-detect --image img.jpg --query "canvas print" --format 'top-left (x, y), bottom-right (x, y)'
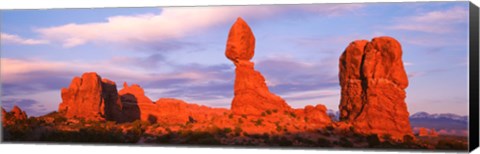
top-left (0, 2), bottom-right (474, 152)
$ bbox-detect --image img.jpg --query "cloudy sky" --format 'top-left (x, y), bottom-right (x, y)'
top-left (0, 2), bottom-right (470, 116)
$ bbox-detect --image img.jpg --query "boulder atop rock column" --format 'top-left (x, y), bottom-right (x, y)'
top-left (226, 17), bottom-right (292, 116)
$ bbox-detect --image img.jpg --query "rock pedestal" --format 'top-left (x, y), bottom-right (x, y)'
top-left (226, 17), bottom-right (292, 116)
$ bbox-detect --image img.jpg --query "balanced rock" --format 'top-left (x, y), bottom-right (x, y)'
top-left (338, 36), bottom-right (412, 140)
top-left (226, 17), bottom-right (292, 116)
top-left (58, 72), bottom-right (122, 121)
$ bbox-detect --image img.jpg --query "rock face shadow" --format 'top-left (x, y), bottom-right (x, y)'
top-left (119, 93), bottom-right (141, 123)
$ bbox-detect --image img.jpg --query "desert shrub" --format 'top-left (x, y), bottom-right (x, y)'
top-left (272, 109), bottom-right (278, 113)
top-left (290, 112), bottom-right (297, 118)
top-left (182, 131), bottom-right (221, 145)
top-left (278, 136), bottom-right (293, 146)
top-left (325, 125), bottom-right (334, 131)
top-left (266, 110), bottom-right (272, 115)
top-left (254, 119), bottom-right (264, 126)
top-left (276, 126), bottom-right (282, 132)
top-left (293, 135), bottom-right (314, 145)
top-left (403, 135), bottom-right (414, 144)
top-left (3, 124), bottom-right (32, 141)
top-left (349, 126), bottom-right (355, 132)
top-left (228, 114), bottom-right (234, 119)
top-left (234, 126), bottom-right (243, 136)
top-left (205, 125), bottom-right (222, 134)
top-left (151, 123), bottom-right (162, 129)
top-left (262, 133), bottom-right (269, 138)
top-left (53, 116), bottom-right (67, 124)
top-left (317, 137), bottom-right (332, 147)
top-left (223, 128), bottom-right (232, 134)
top-left (382, 134), bottom-right (392, 141)
top-left (304, 117), bottom-right (309, 122)
top-left (37, 126), bottom-right (126, 143)
top-left (435, 139), bottom-right (468, 150)
top-left (156, 133), bottom-right (174, 143)
top-left (238, 118), bottom-right (243, 124)
top-left (367, 134), bottom-right (380, 147)
top-left (131, 120), bottom-right (147, 135)
top-left (261, 112), bottom-right (266, 117)
top-left (241, 114), bottom-right (247, 119)
top-left (339, 137), bottom-right (353, 147)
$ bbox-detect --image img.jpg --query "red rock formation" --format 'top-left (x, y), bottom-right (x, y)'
top-left (429, 129), bottom-right (439, 137)
top-left (119, 82), bottom-right (153, 104)
top-left (418, 127), bottom-right (429, 137)
top-left (2, 106), bottom-right (28, 126)
top-left (418, 127), bottom-right (438, 137)
top-left (1, 107), bottom-right (6, 123)
top-left (11, 105), bottom-right (28, 120)
top-left (117, 82), bottom-right (227, 124)
top-left (58, 72), bottom-right (122, 121)
top-left (102, 79), bottom-right (124, 121)
top-left (226, 17), bottom-right (292, 116)
top-left (298, 105), bottom-right (331, 125)
top-left (338, 36), bottom-right (412, 141)
top-left (143, 98), bottom-right (228, 125)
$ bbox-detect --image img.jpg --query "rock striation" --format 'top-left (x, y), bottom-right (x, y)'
top-left (226, 17), bottom-right (292, 116)
top-left (58, 72), bottom-right (122, 121)
top-left (338, 36), bottom-right (412, 140)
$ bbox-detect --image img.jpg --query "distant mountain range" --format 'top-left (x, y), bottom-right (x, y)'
top-left (409, 112), bottom-right (468, 136)
top-left (327, 110), bottom-right (468, 136)
top-left (410, 112), bottom-right (468, 122)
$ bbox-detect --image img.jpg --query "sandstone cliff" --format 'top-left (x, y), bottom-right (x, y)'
top-left (338, 36), bottom-right (413, 140)
top-left (58, 72), bottom-right (122, 121)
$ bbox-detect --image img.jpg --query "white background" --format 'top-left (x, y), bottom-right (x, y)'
top-left (0, 0), bottom-right (479, 154)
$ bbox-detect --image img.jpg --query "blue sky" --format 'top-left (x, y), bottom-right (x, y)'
top-left (0, 2), bottom-right (470, 116)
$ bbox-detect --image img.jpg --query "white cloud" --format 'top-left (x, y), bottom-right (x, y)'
top-left (0, 57), bottom-right (227, 87)
top-left (35, 4), bottom-right (364, 48)
top-left (0, 58), bottom-right (149, 84)
top-left (387, 6), bottom-right (468, 34)
top-left (1, 33), bottom-right (49, 45)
